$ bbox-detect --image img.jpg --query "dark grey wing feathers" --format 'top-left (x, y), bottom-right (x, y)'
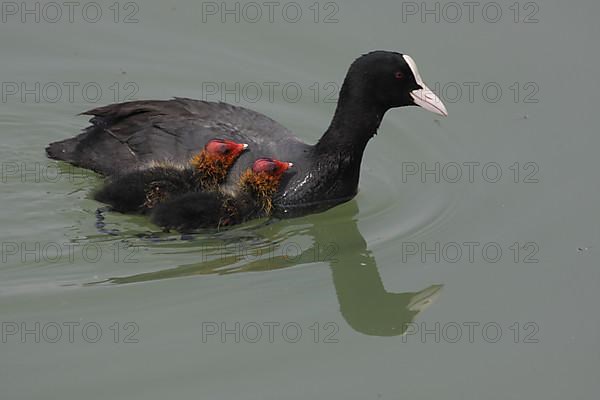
top-left (46, 99), bottom-right (299, 176)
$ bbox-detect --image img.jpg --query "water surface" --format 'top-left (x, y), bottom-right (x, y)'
top-left (1, 1), bottom-right (599, 399)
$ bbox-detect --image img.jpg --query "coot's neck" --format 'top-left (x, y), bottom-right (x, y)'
top-left (316, 87), bottom-right (387, 155)
top-left (275, 81), bottom-right (390, 216)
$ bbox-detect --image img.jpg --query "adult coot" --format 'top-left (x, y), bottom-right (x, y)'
top-left (46, 51), bottom-right (447, 218)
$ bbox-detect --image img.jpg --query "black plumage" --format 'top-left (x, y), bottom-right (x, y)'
top-left (47, 51), bottom-right (447, 219)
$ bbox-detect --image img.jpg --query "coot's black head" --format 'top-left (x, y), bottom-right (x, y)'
top-left (343, 51), bottom-right (447, 116)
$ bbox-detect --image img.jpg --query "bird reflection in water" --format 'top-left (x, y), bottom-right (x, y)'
top-left (96, 202), bottom-right (443, 337)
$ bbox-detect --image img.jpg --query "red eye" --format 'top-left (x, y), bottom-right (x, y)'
top-left (395, 71), bottom-right (404, 79)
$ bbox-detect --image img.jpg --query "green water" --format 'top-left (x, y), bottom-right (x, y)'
top-left (1, 1), bottom-right (599, 399)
